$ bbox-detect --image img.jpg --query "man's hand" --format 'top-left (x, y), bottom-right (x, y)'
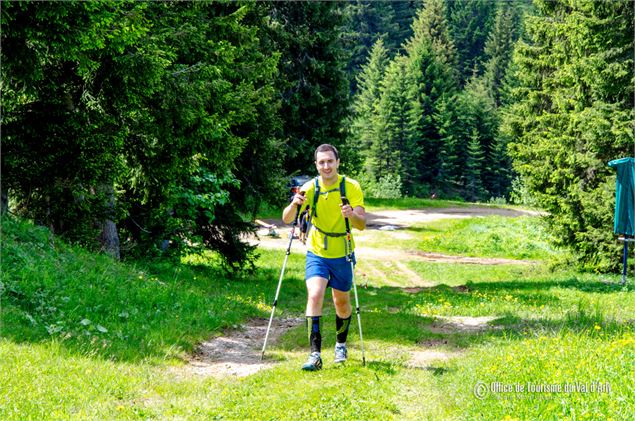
top-left (282, 192), bottom-right (305, 224)
top-left (291, 192), bottom-right (306, 207)
top-left (340, 202), bottom-right (366, 231)
top-left (340, 203), bottom-right (354, 219)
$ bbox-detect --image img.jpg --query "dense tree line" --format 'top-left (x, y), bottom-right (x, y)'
top-left (2, 0), bottom-right (632, 272)
top-left (2, 1), bottom-right (350, 269)
top-left (348, 0), bottom-right (523, 199)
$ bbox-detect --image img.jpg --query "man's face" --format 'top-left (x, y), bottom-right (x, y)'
top-left (315, 151), bottom-right (340, 183)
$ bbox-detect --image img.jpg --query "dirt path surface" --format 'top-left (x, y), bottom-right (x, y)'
top-left (428, 315), bottom-right (502, 334)
top-left (250, 236), bottom-right (535, 266)
top-left (252, 206), bottom-right (539, 266)
top-left (365, 206), bottom-right (542, 228)
top-left (181, 317), bottom-right (303, 379)
top-left (183, 206), bottom-right (532, 378)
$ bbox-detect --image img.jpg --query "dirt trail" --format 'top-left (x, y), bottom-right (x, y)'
top-left (182, 206), bottom-right (530, 377)
top-left (180, 317), bottom-right (302, 379)
top-left (364, 206), bottom-right (542, 228)
top-left (252, 206), bottom-right (539, 266)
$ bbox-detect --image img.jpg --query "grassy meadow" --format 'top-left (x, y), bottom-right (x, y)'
top-left (1, 206), bottom-right (634, 420)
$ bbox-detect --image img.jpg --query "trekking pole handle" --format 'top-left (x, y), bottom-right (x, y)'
top-left (293, 191), bottom-right (305, 226)
top-left (341, 196), bottom-right (351, 233)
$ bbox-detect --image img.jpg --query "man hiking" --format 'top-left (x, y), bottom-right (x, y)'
top-left (282, 144), bottom-right (366, 371)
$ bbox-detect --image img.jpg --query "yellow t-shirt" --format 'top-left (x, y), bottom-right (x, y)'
top-left (299, 174), bottom-right (364, 258)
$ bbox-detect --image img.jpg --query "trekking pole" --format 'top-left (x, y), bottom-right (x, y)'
top-left (341, 196), bottom-right (366, 366)
top-left (261, 191), bottom-right (304, 360)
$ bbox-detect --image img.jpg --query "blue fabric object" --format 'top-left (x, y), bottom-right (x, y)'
top-left (305, 251), bottom-right (356, 292)
top-left (608, 157), bottom-right (635, 236)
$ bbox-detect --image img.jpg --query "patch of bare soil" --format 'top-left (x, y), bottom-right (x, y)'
top-left (365, 207), bottom-right (542, 228)
top-left (256, 206), bottom-right (542, 235)
top-left (180, 317), bottom-right (302, 379)
top-left (407, 250), bottom-right (535, 266)
top-left (407, 349), bottom-right (462, 369)
top-left (428, 316), bottom-right (501, 334)
top-left (402, 287), bottom-right (427, 294)
top-left (249, 236), bottom-right (535, 266)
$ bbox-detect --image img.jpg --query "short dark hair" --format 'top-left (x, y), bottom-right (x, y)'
top-left (314, 144), bottom-right (339, 160)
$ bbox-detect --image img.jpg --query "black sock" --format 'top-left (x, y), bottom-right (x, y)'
top-left (307, 316), bottom-right (321, 353)
top-left (335, 314), bottom-right (352, 344)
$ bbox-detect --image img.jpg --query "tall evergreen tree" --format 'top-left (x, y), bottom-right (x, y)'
top-left (464, 128), bottom-right (486, 201)
top-left (447, 0), bottom-right (496, 85)
top-left (2, 1), bottom-right (281, 269)
top-left (343, 0), bottom-right (398, 85)
top-left (435, 78), bottom-right (498, 200)
top-left (371, 55), bottom-right (421, 193)
top-left (504, 0), bottom-right (634, 271)
top-left (348, 38), bottom-right (390, 173)
top-left (481, 2), bottom-right (522, 106)
top-left (403, 0), bottom-right (458, 189)
top-left (261, 2), bottom-right (351, 175)
top-left (390, 0), bottom-right (423, 54)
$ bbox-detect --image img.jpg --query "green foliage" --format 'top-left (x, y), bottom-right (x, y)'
top-left (355, 171), bottom-right (403, 200)
top-left (372, 55), bottom-right (421, 194)
top-left (343, 0), bottom-right (522, 203)
top-left (348, 38), bottom-right (390, 175)
top-left (464, 129), bottom-right (487, 201)
top-left (504, 0), bottom-right (634, 272)
top-left (2, 1), bottom-right (145, 246)
top-left (447, 0), bottom-right (496, 85)
top-left (403, 0), bottom-right (459, 189)
top-left (436, 78), bottom-right (505, 200)
top-left (2, 1), bottom-right (282, 269)
top-left (509, 176), bottom-right (540, 208)
top-left (261, 2), bottom-right (351, 175)
top-left (342, 1), bottom-right (399, 84)
top-left (480, 1), bottom-right (524, 106)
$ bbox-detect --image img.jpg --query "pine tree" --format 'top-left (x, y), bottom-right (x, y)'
top-left (348, 38), bottom-right (390, 172)
top-left (343, 0), bottom-right (398, 84)
top-left (390, 0), bottom-right (422, 55)
top-left (464, 128), bottom-right (486, 201)
top-left (403, 0), bottom-right (459, 188)
top-left (371, 55), bottom-right (421, 194)
top-left (481, 2), bottom-right (522, 106)
top-left (484, 132), bottom-right (510, 199)
top-left (504, 0), bottom-right (634, 271)
top-left (447, 0), bottom-right (496, 85)
top-left (261, 2), bottom-right (351, 174)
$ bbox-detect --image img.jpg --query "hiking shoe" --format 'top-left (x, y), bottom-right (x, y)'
top-left (301, 352), bottom-right (323, 371)
top-left (334, 344), bottom-right (347, 363)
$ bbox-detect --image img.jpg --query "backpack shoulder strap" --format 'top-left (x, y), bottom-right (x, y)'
top-left (311, 177), bottom-right (320, 218)
top-left (339, 176), bottom-right (346, 199)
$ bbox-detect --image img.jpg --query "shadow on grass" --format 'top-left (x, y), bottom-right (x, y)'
top-left (468, 278), bottom-right (633, 294)
top-left (3, 246), bottom-right (632, 368)
top-left (0, 252), bottom-right (309, 364)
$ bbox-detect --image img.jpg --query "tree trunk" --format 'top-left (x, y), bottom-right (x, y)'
top-left (98, 183), bottom-right (120, 260)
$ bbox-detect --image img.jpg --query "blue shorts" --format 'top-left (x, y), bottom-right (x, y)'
top-left (305, 251), bottom-right (356, 292)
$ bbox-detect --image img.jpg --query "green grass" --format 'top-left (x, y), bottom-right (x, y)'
top-left (364, 197), bottom-right (468, 211)
top-left (363, 196), bottom-right (537, 212)
top-left (2, 215), bottom-right (634, 420)
top-left (256, 196), bottom-right (519, 218)
top-left (414, 216), bottom-right (562, 260)
top-left (359, 215), bottom-right (566, 262)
